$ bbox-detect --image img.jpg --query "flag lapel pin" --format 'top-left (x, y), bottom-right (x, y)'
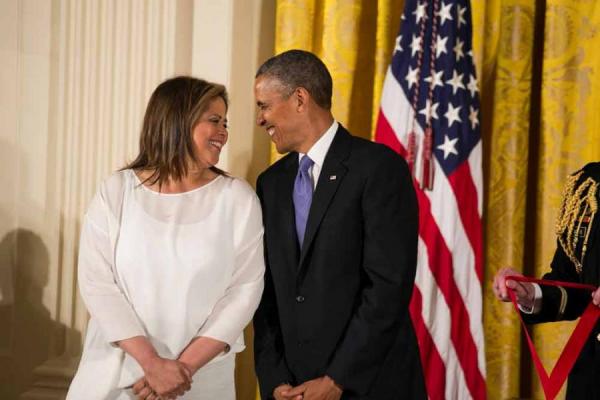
top-left (329, 175), bottom-right (337, 181)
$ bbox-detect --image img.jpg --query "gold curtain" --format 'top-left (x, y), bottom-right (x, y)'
top-left (475, 0), bottom-right (600, 398)
top-left (272, 0), bottom-right (405, 162)
top-left (272, 0), bottom-right (600, 399)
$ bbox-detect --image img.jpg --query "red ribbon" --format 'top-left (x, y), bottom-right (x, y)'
top-left (507, 275), bottom-right (600, 399)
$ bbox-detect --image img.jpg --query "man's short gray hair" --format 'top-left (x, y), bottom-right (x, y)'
top-left (256, 49), bottom-right (333, 110)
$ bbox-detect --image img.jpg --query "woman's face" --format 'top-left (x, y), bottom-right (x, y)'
top-left (192, 97), bottom-right (228, 169)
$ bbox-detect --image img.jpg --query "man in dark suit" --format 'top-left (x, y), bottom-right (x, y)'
top-left (253, 49), bottom-right (426, 400)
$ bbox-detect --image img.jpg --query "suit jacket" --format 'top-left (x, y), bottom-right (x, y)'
top-left (523, 162), bottom-right (600, 399)
top-left (253, 125), bottom-right (426, 399)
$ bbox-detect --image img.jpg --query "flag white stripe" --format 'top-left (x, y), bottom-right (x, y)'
top-left (381, 66), bottom-right (486, 379)
top-left (415, 238), bottom-right (472, 400)
top-left (468, 141), bottom-right (483, 216)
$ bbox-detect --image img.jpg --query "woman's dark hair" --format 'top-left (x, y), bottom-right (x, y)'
top-left (123, 76), bottom-right (228, 187)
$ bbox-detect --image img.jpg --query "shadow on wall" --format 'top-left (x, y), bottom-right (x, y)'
top-left (0, 229), bottom-right (77, 399)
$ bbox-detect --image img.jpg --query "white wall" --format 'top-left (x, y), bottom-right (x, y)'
top-left (0, 0), bottom-right (274, 398)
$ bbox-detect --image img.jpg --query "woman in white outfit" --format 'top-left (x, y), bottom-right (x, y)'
top-left (67, 77), bottom-right (265, 400)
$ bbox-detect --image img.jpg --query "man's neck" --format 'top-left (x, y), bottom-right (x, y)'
top-left (297, 113), bottom-right (335, 154)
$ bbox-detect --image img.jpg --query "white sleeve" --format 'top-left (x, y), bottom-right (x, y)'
top-left (518, 283), bottom-right (543, 314)
top-left (196, 186), bottom-right (265, 346)
top-left (78, 190), bottom-right (146, 344)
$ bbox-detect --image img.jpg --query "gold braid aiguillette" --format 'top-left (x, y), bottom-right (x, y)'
top-left (555, 171), bottom-right (598, 274)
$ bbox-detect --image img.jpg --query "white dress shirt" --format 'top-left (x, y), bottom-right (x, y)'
top-left (518, 283), bottom-right (543, 314)
top-left (298, 120), bottom-right (339, 189)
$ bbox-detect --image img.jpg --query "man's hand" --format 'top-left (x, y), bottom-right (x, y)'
top-left (492, 267), bottom-right (535, 309)
top-left (284, 376), bottom-right (343, 400)
top-left (273, 384), bottom-right (303, 400)
top-left (141, 357), bottom-right (192, 398)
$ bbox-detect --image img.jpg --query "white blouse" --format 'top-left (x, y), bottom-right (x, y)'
top-left (67, 170), bottom-right (265, 399)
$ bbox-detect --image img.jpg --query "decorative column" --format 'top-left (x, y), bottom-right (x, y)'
top-left (13, 1), bottom-right (188, 398)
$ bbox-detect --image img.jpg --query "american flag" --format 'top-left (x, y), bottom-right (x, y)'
top-left (374, 0), bottom-right (485, 399)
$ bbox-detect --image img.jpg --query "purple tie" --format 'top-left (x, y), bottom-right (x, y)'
top-left (293, 155), bottom-right (314, 248)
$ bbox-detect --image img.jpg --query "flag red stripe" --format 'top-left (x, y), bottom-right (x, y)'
top-left (410, 286), bottom-right (446, 400)
top-left (375, 111), bottom-right (407, 158)
top-left (377, 109), bottom-right (485, 398)
top-left (448, 162), bottom-right (484, 283)
top-left (377, 107), bottom-right (485, 397)
top-left (415, 185), bottom-right (487, 400)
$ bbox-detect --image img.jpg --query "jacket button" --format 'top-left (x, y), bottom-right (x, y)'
top-left (596, 333), bottom-right (600, 342)
top-left (296, 295), bottom-right (305, 303)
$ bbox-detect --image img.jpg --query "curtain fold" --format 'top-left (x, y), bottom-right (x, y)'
top-left (475, 1), bottom-right (537, 397)
top-left (274, 0), bottom-right (403, 145)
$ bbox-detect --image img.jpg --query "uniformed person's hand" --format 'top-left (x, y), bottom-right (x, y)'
top-left (492, 267), bottom-right (535, 309)
top-left (591, 288), bottom-right (600, 307)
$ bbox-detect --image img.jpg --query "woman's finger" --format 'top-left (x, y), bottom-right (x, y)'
top-left (146, 392), bottom-right (158, 400)
top-left (137, 387), bottom-right (152, 400)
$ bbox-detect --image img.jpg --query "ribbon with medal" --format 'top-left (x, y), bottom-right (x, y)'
top-left (507, 275), bottom-right (600, 399)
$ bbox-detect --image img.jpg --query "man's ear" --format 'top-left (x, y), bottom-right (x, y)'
top-left (294, 87), bottom-right (310, 112)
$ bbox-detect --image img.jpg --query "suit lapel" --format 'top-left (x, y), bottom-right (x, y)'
top-left (275, 154), bottom-right (300, 273)
top-left (298, 127), bottom-right (351, 271)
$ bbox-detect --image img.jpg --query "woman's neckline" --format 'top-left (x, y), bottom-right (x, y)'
top-left (129, 169), bottom-right (224, 196)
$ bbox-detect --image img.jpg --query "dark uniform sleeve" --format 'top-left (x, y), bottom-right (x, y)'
top-left (523, 243), bottom-right (591, 324)
top-left (523, 162), bottom-right (600, 324)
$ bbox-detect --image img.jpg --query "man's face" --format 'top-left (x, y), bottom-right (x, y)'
top-left (254, 75), bottom-right (303, 154)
